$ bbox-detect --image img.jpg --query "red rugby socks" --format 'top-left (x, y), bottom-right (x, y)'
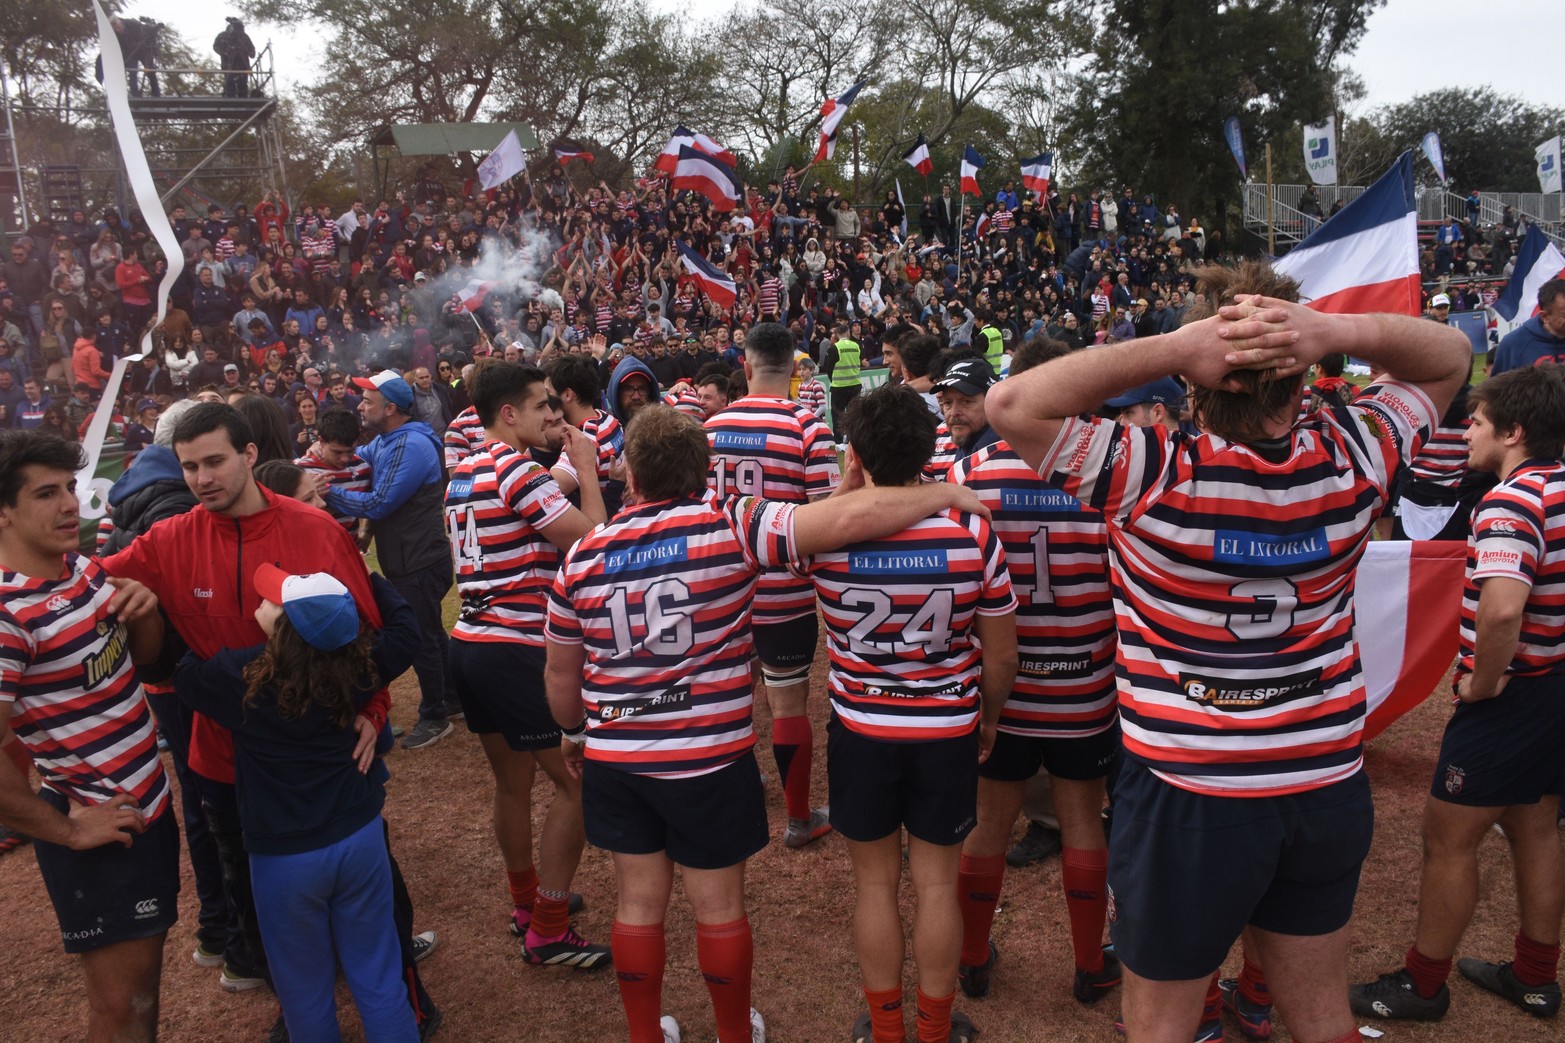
top-left (956, 853), bottom-right (1005, 967)
top-left (1513, 931), bottom-right (1562, 986)
top-left (914, 987), bottom-right (954, 1043)
top-left (1202, 974), bottom-right (1222, 1022)
top-left (507, 865), bottom-right (538, 928)
top-left (1238, 956), bottom-right (1271, 1006)
top-left (1061, 846), bottom-right (1109, 972)
top-left (529, 888), bottom-right (571, 942)
top-left (771, 715), bottom-right (813, 821)
top-left (863, 984), bottom-right (905, 1043)
top-left (613, 921), bottom-right (666, 1043)
top-left (1404, 944), bottom-right (1453, 998)
top-left (697, 917), bottom-right (754, 1043)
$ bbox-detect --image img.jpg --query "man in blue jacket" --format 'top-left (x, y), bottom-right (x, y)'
top-left (1492, 279), bottom-right (1565, 374)
top-left (326, 371), bottom-right (456, 751)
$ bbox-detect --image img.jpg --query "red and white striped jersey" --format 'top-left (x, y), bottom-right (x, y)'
top-left (446, 439), bottom-right (573, 645)
top-left (1406, 383), bottom-right (1473, 488)
top-left (295, 450), bottom-right (372, 532)
top-left (578, 408), bottom-right (624, 487)
top-left (794, 511), bottom-right (1015, 742)
top-left (0, 556), bottom-right (170, 821)
top-left (797, 378), bottom-right (826, 419)
top-left (922, 422), bottom-right (959, 483)
top-left (1039, 379), bottom-right (1437, 796)
top-left (443, 406), bottom-right (486, 470)
top-left (705, 395), bottom-right (841, 623)
top-left (664, 387), bottom-right (706, 418)
top-left (1459, 460), bottom-right (1565, 677)
top-left (547, 495), bottom-right (798, 778)
top-left (950, 441), bottom-right (1116, 737)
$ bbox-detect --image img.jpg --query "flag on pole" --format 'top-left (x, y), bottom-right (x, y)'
top-left (1275, 151), bottom-right (1420, 316)
top-left (1020, 152), bottom-right (1053, 197)
top-left (654, 127), bottom-right (738, 174)
top-left (1536, 135), bottom-right (1563, 194)
top-left (1357, 540), bottom-right (1466, 742)
top-left (676, 241), bottom-right (737, 307)
top-left (974, 210), bottom-right (990, 240)
top-left (815, 81), bottom-right (865, 162)
top-left (552, 138), bottom-right (595, 164)
top-left (1421, 131), bottom-right (1446, 184)
top-left (1222, 116), bottom-right (1247, 178)
top-left (959, 145), bottom-right (985, 196)
top-left (1494, 225), bottom-right (1565, 321)
top-left (1303, 117), bottom-right (1338, 186)
top-left (672, 146), bottom-right (743, 211)
top-left (903, 134), bottom-right (933, 176)
top-left (478, 129), bottom-right (527, 191)
top-left (894, 178), bottom-right (908, 238)
top-left (456, 278), bottom-right (496, 313)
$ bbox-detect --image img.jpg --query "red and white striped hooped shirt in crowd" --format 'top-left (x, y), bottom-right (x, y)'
top-left (0, 556), bottom-right (171, 821)
top-left (443, 406), bottom-right (487, 470)
top-left (1040, 380), bottom-right (1436, 797)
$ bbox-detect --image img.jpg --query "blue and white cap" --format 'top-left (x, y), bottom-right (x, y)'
top-left (253, 563), bottom-right (361, 651)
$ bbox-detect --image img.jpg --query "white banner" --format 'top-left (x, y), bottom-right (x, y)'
top-left (1536, 135), bottom-right (1562, 195)
top-left (1304, 117), bottom-right (1338, 186)
top-left (478, 129), bottom-right (526, 191)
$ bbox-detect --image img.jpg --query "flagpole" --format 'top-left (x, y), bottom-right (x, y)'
top-left (1265, 143), bottom-right (1276, 256)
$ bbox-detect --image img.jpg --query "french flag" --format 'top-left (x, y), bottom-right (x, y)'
top-left (903, 134), bottom-right (933, 176)
top-left (677, 242), bottom-right (736, 308)
top-left (655, 126), bottom-right (737, 174)
top-left (1493, 225), bottom-right (1565, 321)
top-left (1274, 151), bottom-right (1420, 316)
top-left (973, 211), bottom-right (991, 240)
top-left (1021, 152), bottom-right (1053, 197)
top-left (959, 145), bottom-right (985, 196)
top-left (672, 145), bottom-right (743, 211)
top-left (815, 81), bottom-right (865, 162)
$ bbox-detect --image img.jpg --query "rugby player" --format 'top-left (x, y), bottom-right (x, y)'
top-left (986, 260), bottom-right (1471, 1043)
top-left (0, 431), bottom-right (175, 1043)
top-left (444, 361), bottom-right (610, 968)
top-left (947, 338), bottom-right (1119, 1004)
top-left (704, 322), bottom-right (841, 848)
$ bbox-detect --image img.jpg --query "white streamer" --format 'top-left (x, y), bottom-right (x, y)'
top-left (78, 1), bottom-right (185, 511)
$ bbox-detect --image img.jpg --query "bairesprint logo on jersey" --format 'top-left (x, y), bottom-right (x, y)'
top-left (604, 536), bottom-right (688, 573)
top-left (1180, 668), bottom-right (1322, 711)
top-left (998, 487), bottom-right (1081, 512)
top-left (1213, 527), bottom-right (1330, 566)
top-left (849, 549), bottom-right (949, 574)
top-left (711, 431), bottom-right (769, 451)
top-left (1019, 653), bottom-right (1093, 678)
top-left (599, 685), bottom-right (691, 720)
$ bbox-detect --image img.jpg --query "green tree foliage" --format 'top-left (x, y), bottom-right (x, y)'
top-left (1064, 0), bottom-right (1383, 228)
top-left (1365, 88), bottom-right (1565, 193)
top-left (0, 1), bottom-right (123, 112)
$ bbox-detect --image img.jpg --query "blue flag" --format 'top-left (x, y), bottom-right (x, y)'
top-left (1223, 116), bottom-right (1246, 179)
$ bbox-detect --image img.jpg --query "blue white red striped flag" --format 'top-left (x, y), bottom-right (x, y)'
top-left (960, 146), bottom-right (985, 196)
top-left (1274, 152), bottom-right (1420, 315)
top-left (1494, 225), bottom-right (1565, 321)
top-left (676, 241), bottom-right (737, 308)
top-left (1020, 152), bottom-right (1052, 196)
top-left (815, 81), bottom-right (865, 162)
top-left (671, 146), bottom-right (743, 211)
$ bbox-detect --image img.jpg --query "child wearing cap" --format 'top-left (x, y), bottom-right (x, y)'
top-left (172, 565), bottom-right (420, 1043)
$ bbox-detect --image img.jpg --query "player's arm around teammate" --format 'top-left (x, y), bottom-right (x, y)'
top-left (545, 404), bottom-right (992, 1043)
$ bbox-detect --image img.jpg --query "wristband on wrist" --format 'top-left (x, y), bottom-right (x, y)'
top-left (561, 720), bottom-right (587, 745)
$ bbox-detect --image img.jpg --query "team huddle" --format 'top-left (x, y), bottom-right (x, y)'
top-left (2, 263), bottom-right (1563, 1043)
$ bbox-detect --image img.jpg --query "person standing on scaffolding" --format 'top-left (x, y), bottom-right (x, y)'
top-left (214, 17), bottom-right (256, 99)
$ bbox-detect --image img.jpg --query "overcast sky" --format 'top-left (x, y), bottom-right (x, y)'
top-left (137, 0), bottom-right (1565, 124)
